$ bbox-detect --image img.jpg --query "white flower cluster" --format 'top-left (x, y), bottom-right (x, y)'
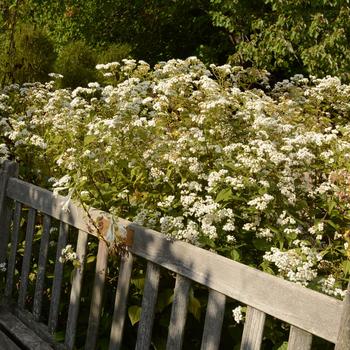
top-left (263, 242), bottom-right (322, 286)
top-left (2, 58), bottom-right (350, 293)
top-left (59, 244), bottom-right (77, 264)
top-left (320, 275), bottom-right (347, 299)
top-left (232, 306), bottom-right (243, 324)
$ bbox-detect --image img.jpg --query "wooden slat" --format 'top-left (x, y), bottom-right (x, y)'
top-left (135, 262), bottom-right (160, 350)
top-left (0, 161), bottom-right (18, 264)
top-left (18, 208), bottom-right (36, 309)
top-left (33, 214), bottom-right (51, 321)
top-left (65, 230), bottom-right (88, 350)
top-left (85, 238), bottom-right (109, 350)
top-left (335, 281), bottom-right (350, 350)
top-left (128, 225), bottom-right (342, 343)
top-left (0, 161), bottom-right (18, 265)
top-left (200, 290), bottom-right (226, 350)
top-left (0, 308), bottom-right (53, 350)
top-left (166, 274), bottom-right (191, 350)
top-left (0, 328), bottom-right (22, 350)
top-left (288, 326), bottom-right (312, 350)
top-left (48, 221), bottom-right (69, 334)
top-left (109, 252), bottom-right (134, 350)
top-left (5, 202), bottom-right (22, 297)
top-left (240, 306), bottom-right (266, 350)
top-left (6, 178), bottom-right (343, 342)
top-left (7, 178), bottom-right (102, 236)
top-left (11, 306), bottom-right (66, 350)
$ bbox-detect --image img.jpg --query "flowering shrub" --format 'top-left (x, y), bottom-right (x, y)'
top-left (1, 57), bottom-right (350, 297)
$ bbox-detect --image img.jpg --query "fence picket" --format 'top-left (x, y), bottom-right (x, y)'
top-left (85, 238), bottom-right (109, 350)
top-left (33, 214), bottom-right (51, 320)
top-left (200, 289), bottom-right (226, 350)
top-left (5, 202), bottom-right (22, 297)
top-left (135, 262), bottom-right (160, 350)
top-left (0, 161), bottom-right (19, 265)
top-left (288, 325), bottom-right (312, 350)
top-left (109, 252), bottom-right (134, 350)
top-left (18, 208), bottom-right (36, 309)
top-left (166, 274), bottom-right (191, 350)
top-left (65, 230), bottom-right (88, 349)
top-left (240, 306), bottom-right (266, 350)
top-left (48, 221), bottom-right (69, 333)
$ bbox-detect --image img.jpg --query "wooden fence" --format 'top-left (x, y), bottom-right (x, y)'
top-left (0, 160), bottom-right (349, 349)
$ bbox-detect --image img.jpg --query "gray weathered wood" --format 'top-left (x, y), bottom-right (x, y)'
top-left (0, 161), bottom-right (19, 265)
top-left (0, 328), bottom-right (22, 350)
top-left (18, 207), bottom-right (36, 309)
top-left (11, 306), bottom-right (66, 350)
top-left (200, 289), bottom-right (226, 350)
top-left (166, 274), bottom-right (191, 350)
top-left (335, 282), bottom-right (350, 350)
top-left (6, 178), bottom-right (343, 342)
top-left (85, 238), bottom-right (109, 350)
top-left (135, 262), bottom-right (160, 350)
top-left (109, 252), bottom-right (134, 350)
top-left (7, 178), bottom-right (104, 237)
top-left (33, 214), bottom-right (52, 321)
top-left (0, 308), bottom-right (54, 350)
top-left (288, 326), bottom-right (312, 350)
top-left (5, 201), bottom-right (22, 297)
top-left (65, 230), bottom-right (88, 350)
top-left (128, 225), bottom-right (343, 343)
top-left (4, 176), bottom-right (346, 345)
top-left (48, 221), bottom-right (69, 334)
top-left (240, 306), bottom-right (266, 350)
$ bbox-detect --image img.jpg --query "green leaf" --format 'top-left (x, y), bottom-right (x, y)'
top-left (156, 288), bottom-right (174, 313)
top-left (84, 135), bottom-right (96, 145)
top-left (230, 248), bottom-right (240, 261)
top-left (276, 341), bottom-right (288, 350)
top-left (86, 255), bottom-right (96, 264)
top-left (128, 305), bottom-right (142, 326)
top-left (215, 187), bottom-right (233, 202)
top-left (188, 291), bottom-right (201, 321)
top-left (131, 277), bottom-right (145, 291)
top-left (253, 238), bottom-right (271, 251)
top-left (342, 260), bottom-right (350, 277)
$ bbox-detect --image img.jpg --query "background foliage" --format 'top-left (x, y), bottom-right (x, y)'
top-left (1, 0), bottom-right (349, 86)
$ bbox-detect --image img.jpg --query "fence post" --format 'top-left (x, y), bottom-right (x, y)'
top-left (0, 161), bottom-right (19, 264)
top-left (335, 281), bottom-right (350, 350)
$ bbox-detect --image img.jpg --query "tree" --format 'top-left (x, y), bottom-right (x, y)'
top-left (210, 0), bottom-right (350, 81)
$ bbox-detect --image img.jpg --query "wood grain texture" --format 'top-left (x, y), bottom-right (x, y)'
top-left (109, 252), bottom-right (134, 350)
top-left (288, 326), bottom-right (312, 350)
top-left (135, 262), bottom-right (160, 350)
top-left (5, 176), bottom-right (343, 343)
top-left (11, 306), bottom-right (67, 350)
top-left (18, 207), bottom-right (36, 309)
top-left (33, 214), bottom-right (51, 321)
top-left (7, 178), bottom-right (102, 236)
top-left (127, 225), bottom-right (342, 343)
top-left (166, 274), bottom-right (191, 350)
top-left (200, 289), bottom-right (226, 350)
top-left (0, 308), bottom-right (54, 350)
top-left (335, 282), bottom-right (350, 350)
top-left (48, 221), bottom-right (68, 334)
top-left (240, 306), bottom-right (266, 350)
top-left (0, 161), bottom-right (18, 264)
top-left (65, 230), bottom-right (88, 350)
top-left (85, 238), bottom-right (109, 350)
top-left (0, 328), bottom-right (22, 350)
top-left (5, 201), bottom-right (22, 297)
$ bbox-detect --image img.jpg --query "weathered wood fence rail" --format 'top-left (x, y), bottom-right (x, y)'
top-left (0, 160), bottom-right (349, 350)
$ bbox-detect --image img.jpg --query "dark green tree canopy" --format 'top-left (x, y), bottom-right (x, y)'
top-left (210, 0), bottom-right (350, 81)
